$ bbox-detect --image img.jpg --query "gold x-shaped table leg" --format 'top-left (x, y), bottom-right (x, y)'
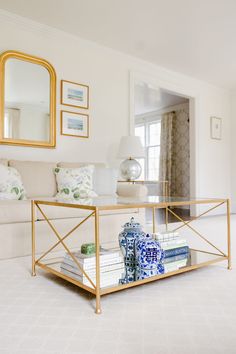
top-left (32, 202), bottom-right (96, 288)
top-left (164, 200), bottom-right (231, 269)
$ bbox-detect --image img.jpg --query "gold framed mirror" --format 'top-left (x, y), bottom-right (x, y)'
top-left (0, 50), bottom-right (56, 148)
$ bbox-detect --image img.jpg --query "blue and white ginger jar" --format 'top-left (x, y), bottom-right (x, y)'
top-left (118, 217), bottom-right (146, 266)
top-left (135, 234), bottom-right (164, 279)
top-left (136, 233), bottom-right (164, 269)
top-left (119, 265), bottom-right (136, 284)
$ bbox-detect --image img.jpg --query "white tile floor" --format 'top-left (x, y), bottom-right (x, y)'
top-left (1, 215), bottom-right (236, 354)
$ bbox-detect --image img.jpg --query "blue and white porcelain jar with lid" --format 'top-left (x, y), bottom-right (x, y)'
top-left (118, 217), bottom-right (146, 266)
top-left (135, 233), bottom-right (164, 279)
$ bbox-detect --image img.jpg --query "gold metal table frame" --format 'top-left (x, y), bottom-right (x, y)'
top-left (31, 197), bottom-right (231, 314)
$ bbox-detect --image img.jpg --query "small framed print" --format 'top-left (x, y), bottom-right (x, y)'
top-left (211, 116), bottom-right (222, 140)
top-left (61, 110), bottom-right (89, 138)
top-left (61, 80), bottom-right (89, 109)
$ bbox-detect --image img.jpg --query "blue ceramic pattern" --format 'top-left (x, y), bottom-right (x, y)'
top-left (136, 263), bottom-right (165, 280)
top-left (119, 219), bottom-right (165, 283)
top-left (119, 265), bottom-right (136, 284)
top-left (135, 234), bottom-right (164, 270)
top-left (118, 217), bottom-right (146, 267)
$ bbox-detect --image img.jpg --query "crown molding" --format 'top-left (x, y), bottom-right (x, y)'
top-left (0, 9), bottom-right (88, 44)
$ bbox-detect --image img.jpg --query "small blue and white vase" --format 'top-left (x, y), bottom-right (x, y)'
top-left (118, 217), bottom-right (146, 267)
top-left (135, 234), bottom-right (164, 279)
top-left (135, 234), bottom-right (164, 269)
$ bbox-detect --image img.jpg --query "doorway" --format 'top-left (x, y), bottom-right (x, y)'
top-left (132, 78), bottom-right (192, 223)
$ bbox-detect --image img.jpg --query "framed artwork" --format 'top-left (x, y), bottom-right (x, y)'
top-left (61, 80), bottom-right (89, 109)
top-left (61, 110), bottom-right (89, 138)
top-left (211, 116), bottom-right (222, 140)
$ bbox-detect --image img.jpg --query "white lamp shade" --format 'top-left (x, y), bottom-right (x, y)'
top-left (117, 135), bottom-right (145, 158)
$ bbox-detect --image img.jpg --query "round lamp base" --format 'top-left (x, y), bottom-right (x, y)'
top-left (120, 159), bottom-right (142, 181)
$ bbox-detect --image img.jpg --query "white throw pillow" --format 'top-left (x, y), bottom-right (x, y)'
top-left (54, 165), bottom-right (97, 200)
top-left (93, 167), bottom-right (118, 196)
top-left (0, 164), bottom-right (26, 200)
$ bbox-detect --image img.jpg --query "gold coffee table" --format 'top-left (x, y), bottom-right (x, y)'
top-left (31, 196), bottom-right (231, 314)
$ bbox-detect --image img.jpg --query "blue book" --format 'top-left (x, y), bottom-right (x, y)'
top-left (164, 253), bottom-right (189, 264)
top-left (163, 246), bottom-right (189, 258)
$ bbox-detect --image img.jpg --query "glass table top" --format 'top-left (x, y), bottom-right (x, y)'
top-left (34, 195), bottom-right (227, 210)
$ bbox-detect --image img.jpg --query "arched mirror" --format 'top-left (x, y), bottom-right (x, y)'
top-left (0, 51), bottom-right (56, 148)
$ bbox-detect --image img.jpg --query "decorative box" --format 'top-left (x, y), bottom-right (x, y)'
top-left (81, 243), bottom-right (96, 255)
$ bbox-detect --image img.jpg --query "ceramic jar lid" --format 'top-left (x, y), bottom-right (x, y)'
top-left (122, 217), bottom-right (142, 230)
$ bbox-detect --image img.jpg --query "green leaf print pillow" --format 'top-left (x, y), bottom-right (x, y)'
top-left (0, 164), bottom-right (26, 200)
top-left (54, 165), bottom-right (97, 200)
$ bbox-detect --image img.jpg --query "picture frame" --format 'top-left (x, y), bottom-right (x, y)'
top-left (61, 110), bottom-right (89, 138)
top-left (61, 80), bottom-right (89, 109)
top-left (211, 116), bottom-right (222, 140)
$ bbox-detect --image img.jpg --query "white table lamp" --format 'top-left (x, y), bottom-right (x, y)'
top-left (118, 135), bottom-right (145, 181)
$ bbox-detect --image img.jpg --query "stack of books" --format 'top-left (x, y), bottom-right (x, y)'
top-left (154, 231), bottom-right (189, 272)
top-left (60, 248), bottom-right (124, 288)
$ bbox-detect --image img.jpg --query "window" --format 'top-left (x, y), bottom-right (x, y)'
top-left (135, 119), bottom-right (161, 180)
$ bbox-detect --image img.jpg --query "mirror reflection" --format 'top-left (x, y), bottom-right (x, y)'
top-left (4, 58), bottom-right (50, 142)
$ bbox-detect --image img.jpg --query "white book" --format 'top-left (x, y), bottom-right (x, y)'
top-left (164, 259), bottom-right (188, 273)
top-left (64, 249), bottom-right (121, 265)
top-left (61, 268), bottom-right (123, 288)
top-left (160, 239), bottom-right (188, 250)
top-left (61, 261), bottom-right (124, 277)
top-left (63, 255), bottom-right (124, 270)
top-left (154, 232), bottom-right (180, 242)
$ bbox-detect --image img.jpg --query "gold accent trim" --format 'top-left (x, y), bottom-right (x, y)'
top-left (36, 203), bottom-right (96, 289)
top-left (167, 206), bottom-right (226, 256)
top-left (172, 201), bottom-right (225, 233)
top-left (31, 200), bottom-right (36, 276)
top-left (37, 262), bottom-right (96, 295)
top-left (36, 210), bottom-right (95, 263)
top-left (227, 199), bottom-right (231, 269)
top-left (152, 207), bottom-right (156, 233)
top-left (33, 198), bottom-right (227, 211)
top-left (60, 110), bottom-right (89, 138)
top-left (60, 79), bottom-right (89, 109)
top-left (95, 208), bottom-right (101, 314)
top-left (100, 255), bottom-right (227, 296)
top-left (0, 50), bottom-right (56, 148)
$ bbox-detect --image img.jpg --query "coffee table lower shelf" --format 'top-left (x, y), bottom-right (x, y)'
top-left (35, 249), bottom-right (228, 296)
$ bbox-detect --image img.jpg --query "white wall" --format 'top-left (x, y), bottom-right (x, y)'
top-left (0, 10), bottom-right (232, 207)
top-left (231, 91), bottom-right (236, 212)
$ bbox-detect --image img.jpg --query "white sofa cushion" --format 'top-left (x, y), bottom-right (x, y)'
top-left (0, 164), bottom-right (26, 200)
top-left (58, 162), bottom-right (105, 168)
top-left (0, 199), bottom-right (32, 224)
top-left (93, 167), bottom-right (118, 196)
top-left (9, 160), bottom-right (57, 198)
top-left (54, 165), bottom-right (97, 200)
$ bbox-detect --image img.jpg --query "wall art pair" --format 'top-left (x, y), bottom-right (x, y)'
top-left (61, 80), bottom-right (89, 138)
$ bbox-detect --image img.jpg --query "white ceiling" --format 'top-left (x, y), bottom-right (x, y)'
top-left (1, 0), bottom-right (236, 89)
top-left (135, 84), bottom-right (187, 115)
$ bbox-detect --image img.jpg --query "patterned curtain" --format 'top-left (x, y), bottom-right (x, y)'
top-left (159, 112), bottom-right (175, 194)
top-left (171, 109), bottom-right (190, 198)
